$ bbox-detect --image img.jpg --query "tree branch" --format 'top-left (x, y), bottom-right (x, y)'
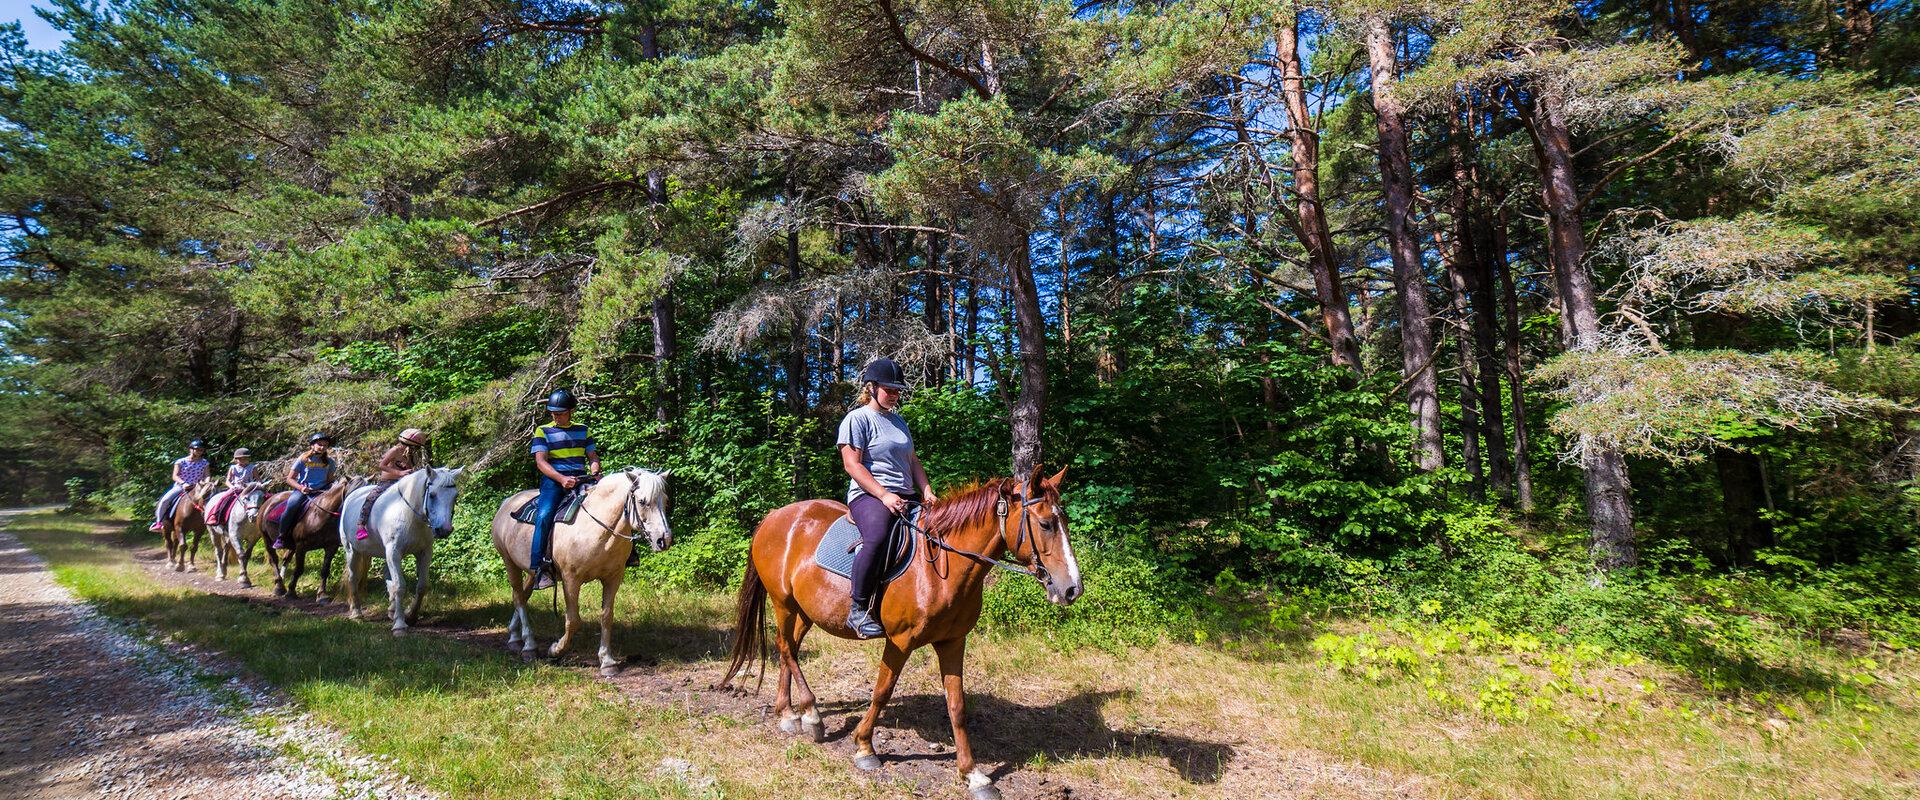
top-left (873, 0), bottom-right (994, 100)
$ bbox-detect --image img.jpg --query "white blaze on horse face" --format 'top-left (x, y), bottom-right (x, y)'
top-left (1056, 512), bottom-right (1083, 595)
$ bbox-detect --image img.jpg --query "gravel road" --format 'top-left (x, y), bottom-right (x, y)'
top-left (0, 510), bottom-right (432, 799)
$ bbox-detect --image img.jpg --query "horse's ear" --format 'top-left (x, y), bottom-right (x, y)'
top-left (658, 468), bottom-right (672, 479)
top-left (1045, 466), bottom-right (1067, 489)
top-left (1025, 462), bottom-right (1046, 495)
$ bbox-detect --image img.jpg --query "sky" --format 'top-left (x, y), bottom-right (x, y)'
top-left (1, 0), bottom-right (67, 51)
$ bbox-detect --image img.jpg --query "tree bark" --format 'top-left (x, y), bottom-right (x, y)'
top-left (1276, 15), bottom-right (1363, 370)
top-left (1451, 105), bottom-right (1513, 496)
top-left (1439, 230), bottom-right (1486, 496)
top-left (1007, 236), bottom-right (1048, 477)
top-left (1364, 15), bottom-right (1444, 471)
top-left (1492, 206), bottom-right (1536, 512)
top-left (1518, 88), bottom-right (1636, 569)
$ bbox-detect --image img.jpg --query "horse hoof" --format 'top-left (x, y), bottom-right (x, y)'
top-left (520, 649), bottom-right (537, 663)
top-left (804, 721), bottom-right (826, 743)
top-left (969, 785), bottom-right (1002, 800)
top-left (172, 564), bottom-right (184, 572)
top-left (599, 665), bottom-right (620, 678)
top-left (778, 718), bottom-right (798, 734)
top-left (391, 628), bottom-right (409, 638)
top-left (853, 754), bottom-right (882, 771)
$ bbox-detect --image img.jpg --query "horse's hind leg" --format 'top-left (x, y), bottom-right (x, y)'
top-left (548, 576), bottom-right (583, 658)
top-left (505, 565), bottom-right (536, 661)
top-left (238, 536), bottom-right (254, 588)
top-left (595, 574), bottom-right (622, 676)
top-left (344, 552), bottom-right (370, 620)
top-left (774, 609), bottom-right (824, 741)
top-left (264, 544), bottom-right (286, 595)
top-left (186, 526), bottom-right (200, 571)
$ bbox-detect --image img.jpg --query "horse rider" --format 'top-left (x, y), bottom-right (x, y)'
top-left (207, 447), bottom-right (261, 526)
top-left (837, 358), bottom-right (937, 639)
top-left (149, 439), bottom-right (211, 532)
top-left (530, 389), bottom-right (600, 591)
top-left (274, 433), bottom-right (336, 548)
top-left (353, 428), bottom-right (431, 541)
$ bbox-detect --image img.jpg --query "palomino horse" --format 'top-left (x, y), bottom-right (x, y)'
top-left (338, 465), bottom-right (465, 636)
top-left (262, 478), bottom-right (360, 600)
top-left (161, 477), bottom-right (220, 572)
top-left (209, 481), bottom-right (269, 587)
top-left (489, 468), bottom-right (672, 674)
top-left (720, 465), bottom-right (1083, 800)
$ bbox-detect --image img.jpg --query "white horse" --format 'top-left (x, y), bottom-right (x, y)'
top-left (490, 468), bottom-right (672, 674)
top-left (211, 481), bottom-right (269, 587)
top-left (338, 465), bottom-right (464, 635)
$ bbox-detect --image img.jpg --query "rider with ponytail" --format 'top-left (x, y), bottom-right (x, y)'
top-left (837, 358), bottom-right (937, 639)
top-left (353, 428), bottom-right (430, 541)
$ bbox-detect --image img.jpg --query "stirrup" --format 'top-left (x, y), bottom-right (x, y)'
top-left (529, 564), bottom-right (556, 591)
top-left (847, 605), bottom-right (885, 639)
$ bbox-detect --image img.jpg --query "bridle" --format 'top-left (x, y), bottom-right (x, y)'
top-left (578, 468), bottom-right (658, 543)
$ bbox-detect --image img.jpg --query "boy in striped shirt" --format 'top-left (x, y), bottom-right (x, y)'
top-left (529, 389), bottom-right (600, 590)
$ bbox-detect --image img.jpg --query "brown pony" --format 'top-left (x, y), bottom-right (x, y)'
top-left (720, 465), bottom-right (1082, 800)
top-left (261, 477), bottom-right (360, 600)
top-left (161, 477), bottom-right (220, 572)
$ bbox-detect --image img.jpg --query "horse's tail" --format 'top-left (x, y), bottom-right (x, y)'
top-left (718, 558), bottom-right (768, 693)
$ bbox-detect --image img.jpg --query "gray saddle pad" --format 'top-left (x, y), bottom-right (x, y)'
top-left (813, 511), bottom-right (916, 584)
top-left (509, 482), bottom-right (594, 526)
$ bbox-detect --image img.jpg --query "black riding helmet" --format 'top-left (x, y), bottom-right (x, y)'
top-left (308, 432), bottom-right (333, 445)
top-left (545, 388), bottom-right (578, 412)
top-left (188, 439), bottom-right (207, 450)
top-left (860, 358), bottom-right (909, 390)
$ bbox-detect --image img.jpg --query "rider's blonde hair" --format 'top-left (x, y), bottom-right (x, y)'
top-left (855, 381), bottom-right (876, 406)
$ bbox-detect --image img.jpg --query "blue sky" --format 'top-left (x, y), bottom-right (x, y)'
top-left (1, 1), bottom-right (67, 51)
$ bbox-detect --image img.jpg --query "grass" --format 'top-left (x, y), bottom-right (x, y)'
top-left (15, 510), bottom-right (1920, 799)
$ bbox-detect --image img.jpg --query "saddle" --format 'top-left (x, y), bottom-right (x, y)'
top-left (264, 496), bottom-right (294, 528)
top-left (509, 480), bottom-right (596, 526)
top-left (204, 489), bottom-right (240, 527)
top-left (812, 508), bottom-right (918, 585)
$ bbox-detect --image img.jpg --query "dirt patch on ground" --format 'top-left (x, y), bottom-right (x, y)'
top-left (134, 532), bottom-right (1430, 799)
top-left (0, 516), bottom-right (431, 800)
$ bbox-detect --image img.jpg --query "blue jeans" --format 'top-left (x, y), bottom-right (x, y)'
top-left (531, 476), bottom-right (567, 572)
top-left (277, 488), bottom-right (322, 545)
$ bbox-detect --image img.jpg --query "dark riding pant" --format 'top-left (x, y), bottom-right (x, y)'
top-left (531, 476), bottom-right (567, 573)
top-left (848, 491), bottom-right (915, 609)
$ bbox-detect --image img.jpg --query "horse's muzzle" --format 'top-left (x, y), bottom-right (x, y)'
top-left (432, 526), bottom-right (453, 540)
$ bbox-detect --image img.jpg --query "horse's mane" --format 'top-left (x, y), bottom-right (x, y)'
top-left (920, 479), bottom-right (1014, 537)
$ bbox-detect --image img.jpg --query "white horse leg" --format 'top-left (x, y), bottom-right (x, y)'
top-left (237, 529), bottom-right (255, 588)
top-left (549, 576), bottom-right (582, 658)
top-left (407, 546), bottom-right (431, 627)
top-left (597, 575), bottom-right (622, 676)
top-left (385, 544), bottom-right (409, 635)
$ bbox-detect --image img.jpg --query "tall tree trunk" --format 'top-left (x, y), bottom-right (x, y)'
top-left (788, 224), bottom-right (808, 500)
top-left (1439, 230), bottom-right (1486, 497)
top-left (1519, 88), bottom-right (1636, 570)
top-left (1276, 15), bottom-right (1363, 370)
top-left (641, 23), bottom-right (675, 429)
top-left (1492, 207), bottom-right (1536, 512)
top-left (1364, 15), bottom-right (1444, 471)
top-left (1007, 236), bottom-right (1048, 477)
top-left (924, 233), bottom-right (946, 385)
top-left (1451, 105), bottom-right (1514, 496)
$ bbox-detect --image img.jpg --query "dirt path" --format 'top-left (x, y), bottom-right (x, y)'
top-left (0, 512), bottom-right (431, 800)
top-left (129, 527), bottom-right (1430, 799)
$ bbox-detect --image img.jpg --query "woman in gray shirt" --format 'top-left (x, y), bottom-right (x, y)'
top-left (837, 358), bottom-right (937, 638)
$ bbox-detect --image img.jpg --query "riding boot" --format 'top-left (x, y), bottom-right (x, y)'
top-left (846, 593), bottom-right (885, 639)
top-left (625, 547), bottom-right (640, 567)
top-left (530, 561), bottom-right (556, 591)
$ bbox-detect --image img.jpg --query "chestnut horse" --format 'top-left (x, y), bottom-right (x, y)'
top-left (720, 465), bottom-right (1082, 800)
top-left (161, 477), bottom-right (219, 572)
top-left (262, 477), bottom-right (360, 600)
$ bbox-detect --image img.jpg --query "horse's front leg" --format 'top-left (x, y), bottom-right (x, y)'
top-left (211, 525), bottom-right (228, 580)
top-left (595, 574), bottom-right (622, 676)
top-left (506, 565), bottom-right (536, 661)
top-left (384, 546), bottom-right (410, 634)
top-left (852, 641), bottom-right (911, 771)
top-left (936, 638), bottom-right (997, 799)
top-left (264, 544), bottom-right (285, 595)
top-left (314, 546), bottom-right (337, 603)
top-left (237, 531), bottom-right (255, 588)
top-left (406, 547), bottom-right (431, 628)
top-left (548, 575), bottom-right (583, 658)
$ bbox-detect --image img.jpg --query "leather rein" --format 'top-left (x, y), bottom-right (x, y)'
top-left (895, 484), bottom-right (1049, 581)
top-left (574, 469), bottom-right (654, 542)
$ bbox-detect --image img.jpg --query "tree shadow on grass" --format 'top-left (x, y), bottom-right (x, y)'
top-left (824, 688), bottom-right (1234, 784)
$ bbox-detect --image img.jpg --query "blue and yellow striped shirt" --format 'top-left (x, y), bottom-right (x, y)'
top-left (531, 424), bottom-right (596, 476)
